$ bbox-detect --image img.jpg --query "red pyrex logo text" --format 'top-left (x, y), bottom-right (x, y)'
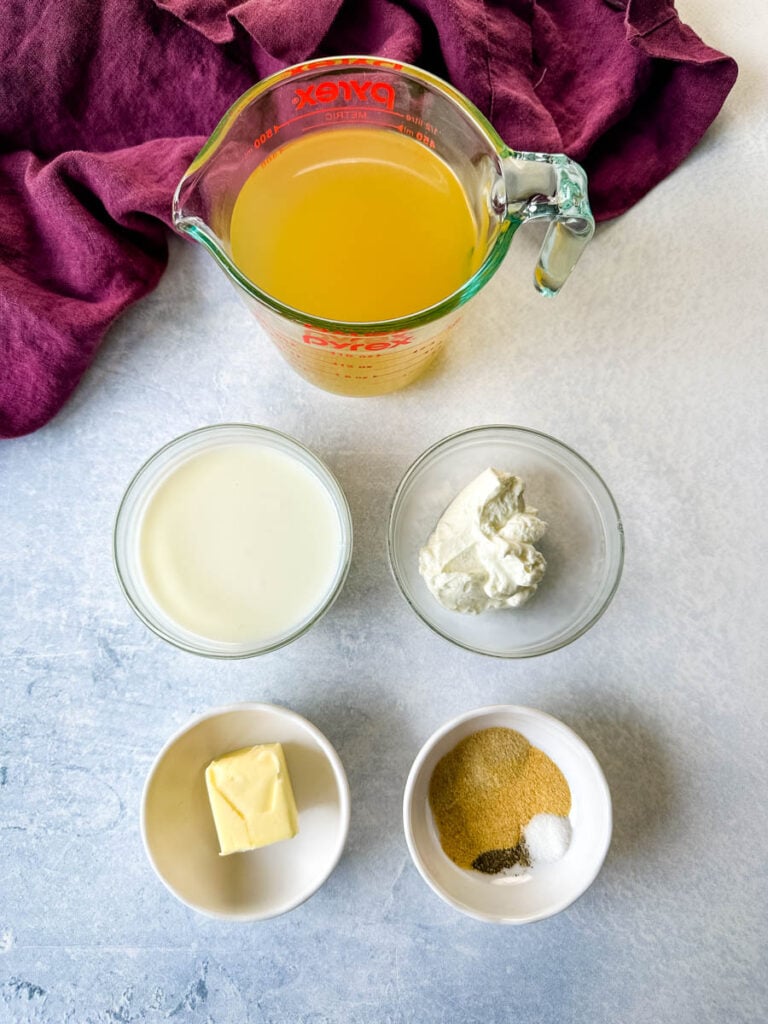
top-left (293, 79), bottom-right (396, 112)
top-left (302, 330), bottom-right (413, 351)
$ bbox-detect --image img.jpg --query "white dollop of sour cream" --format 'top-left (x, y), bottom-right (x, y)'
top-left (418, 468), bottom-right (547, 614)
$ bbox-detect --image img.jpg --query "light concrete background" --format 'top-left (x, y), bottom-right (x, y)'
top-left (1, 1), bottom-right (766, 1020)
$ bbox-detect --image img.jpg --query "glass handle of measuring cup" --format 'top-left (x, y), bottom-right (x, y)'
top-left (503, 152), bottom-right (595, 296)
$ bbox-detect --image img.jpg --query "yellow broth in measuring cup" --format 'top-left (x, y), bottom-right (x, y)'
top-left (173, 57), bottom-right (594, 396)
top-left (231, 129), bottom-right (482, 322)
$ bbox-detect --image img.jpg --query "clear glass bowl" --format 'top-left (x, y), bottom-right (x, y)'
top-left (388, 425), bottom-right (624, 658)
top-left (114, 424), bottom-right (353, 658)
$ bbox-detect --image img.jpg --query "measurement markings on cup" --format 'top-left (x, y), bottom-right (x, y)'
top-left (253, 107), bottom-right (405, 148)
top-left (251, 101), bottom-right (440, 149)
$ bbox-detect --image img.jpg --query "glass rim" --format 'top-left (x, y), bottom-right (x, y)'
top-left (172, 55), bottom-right (517, 335)
top-left (386, 424), bottom-right (625, 659)
top-left (113, 423), bottom-right (354, 659)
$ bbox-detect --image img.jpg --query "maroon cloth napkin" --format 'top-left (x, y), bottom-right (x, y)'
top-left (0, 0), bottom-right (737, 438)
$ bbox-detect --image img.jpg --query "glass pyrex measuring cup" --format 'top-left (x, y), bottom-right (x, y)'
top-left (173, 56), bottom-right (594, 397)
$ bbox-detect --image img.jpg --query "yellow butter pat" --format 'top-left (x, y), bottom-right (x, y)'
top-left (205, 743), bottom-right (299, 856)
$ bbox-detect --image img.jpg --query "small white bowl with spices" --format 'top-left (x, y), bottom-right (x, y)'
top-left (403, 705), bottom-right (612, 924)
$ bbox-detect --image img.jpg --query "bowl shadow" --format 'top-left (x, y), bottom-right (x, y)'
top-left (286, 682), bottom-right (417, 862)
top-left (544, 696), bottom-right (679, 868)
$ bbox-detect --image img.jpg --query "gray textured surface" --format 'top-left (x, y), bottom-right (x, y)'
top-left (1, 3), bottom-right (767, 1021)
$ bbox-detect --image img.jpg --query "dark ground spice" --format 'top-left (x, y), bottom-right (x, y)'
top-left (472, 844), bottom-right (531, 874)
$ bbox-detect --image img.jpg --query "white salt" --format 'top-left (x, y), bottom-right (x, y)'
top-left (522, 813), bottom-right (572, 865)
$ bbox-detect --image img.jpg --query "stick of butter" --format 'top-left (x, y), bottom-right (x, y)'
top-left (205, 743), bottom-right (299, 856)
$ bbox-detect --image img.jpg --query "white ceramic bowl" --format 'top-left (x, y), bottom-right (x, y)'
top-left (141, 703), bottom-right (350, 920)
top-left (388, 425), bottom-right (624, 657)
top-left (114, 424), bottom-right (353, 658)
top-left (403, 705), bottom-right (612, 924)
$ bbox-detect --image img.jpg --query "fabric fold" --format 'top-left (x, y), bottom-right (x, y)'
top-left (153, 0), bottom-right (346, 62)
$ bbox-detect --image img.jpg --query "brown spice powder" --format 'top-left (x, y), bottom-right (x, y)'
top-left (428, 726), bottom-right (571, 870)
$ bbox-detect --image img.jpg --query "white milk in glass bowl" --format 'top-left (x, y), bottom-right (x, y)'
top-left (114, 424), bottom-right (352, 657)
